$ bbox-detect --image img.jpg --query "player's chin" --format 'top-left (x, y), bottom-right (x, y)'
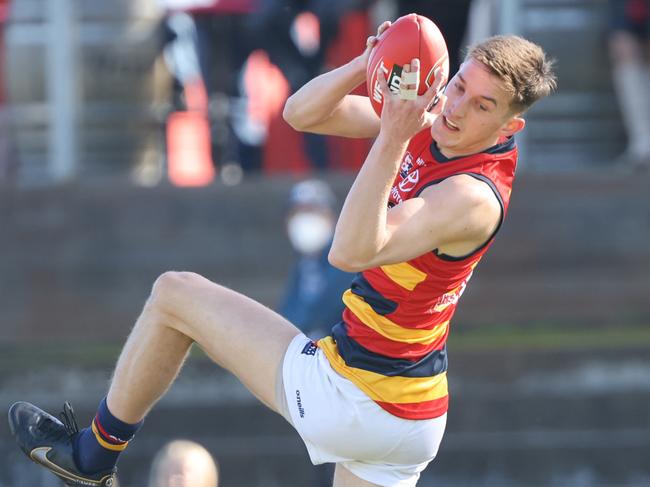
top-left (430, 120), bottom-right (455, 145)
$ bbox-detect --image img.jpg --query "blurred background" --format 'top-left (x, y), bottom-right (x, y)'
top-left (0, 0), bottom-right (649, 485)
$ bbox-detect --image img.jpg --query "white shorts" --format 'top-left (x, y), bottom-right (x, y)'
top-left (277, 334), bottom-right (447, 487)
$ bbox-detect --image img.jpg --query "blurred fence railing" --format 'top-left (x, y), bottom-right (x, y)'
top-left (514, 0), bottom-right (624, 170)
top-left (5, 0), bottom-right (167, 184)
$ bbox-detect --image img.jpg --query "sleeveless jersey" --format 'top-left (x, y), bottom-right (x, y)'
top-left (318, 128), bottom-right (518, 420)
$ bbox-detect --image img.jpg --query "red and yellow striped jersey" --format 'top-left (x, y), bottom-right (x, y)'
top-left (319, 128), bottom-right (518, 419)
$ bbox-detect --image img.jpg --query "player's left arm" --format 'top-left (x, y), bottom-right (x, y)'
top-left (329, 175), bottom-right (502, 271)
top-left (328, 59), bottom-right (500, 271)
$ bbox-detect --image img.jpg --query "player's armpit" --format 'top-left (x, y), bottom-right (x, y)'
top-left (333, 175), bottom-right (501, 271)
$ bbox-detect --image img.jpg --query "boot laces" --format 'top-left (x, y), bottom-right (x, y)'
top-left (59, 401), bottom-right (79, 437)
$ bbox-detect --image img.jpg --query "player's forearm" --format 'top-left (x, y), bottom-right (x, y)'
top-left (329, 133), bottom-right (408, 271)
top-left (283, 57), bottom-right (366, 130)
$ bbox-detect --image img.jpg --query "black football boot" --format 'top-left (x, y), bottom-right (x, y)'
top-left (8, 401), bottom-right (116, 487)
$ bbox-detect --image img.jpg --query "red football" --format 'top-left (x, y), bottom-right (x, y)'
top-left (366, 14), bottom-right (449, 116)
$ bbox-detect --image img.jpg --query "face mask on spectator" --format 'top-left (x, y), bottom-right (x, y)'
top-left (287, 212), bottom-right (333, 255)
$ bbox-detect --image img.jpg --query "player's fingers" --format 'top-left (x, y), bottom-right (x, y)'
top-left (410, 58), bottom-right (420, 74)
top-left (377, 21), bottom-right (391, 36)
top-left (377, 70), bottom-right (392, 98)
top-left (423, 111), bottom-right (437, 128)
top-left (423, 67), bottom-right (447, 106)
top-left (432, 67), bottom-right (448, 92)
top-left (427, 92), bottom-right (447, 116)
top-left (400, 63), bottom-right (411, 84)
top-left (422, 82), bottom-right (438, 106)
top-left (366, 21), bottom-right (392, 51)
top-left (398, 66), bottom-right (412, 94)
top-left (399, 60), bottom-right (419, 100)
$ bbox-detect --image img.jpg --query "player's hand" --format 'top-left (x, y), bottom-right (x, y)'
top-left (377, 59), bottom-right (447, 143)
top-left (356, 21), bottom-right (392, 75)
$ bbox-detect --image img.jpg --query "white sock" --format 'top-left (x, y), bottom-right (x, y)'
top-left (612, 61), bottom-right (650, 156)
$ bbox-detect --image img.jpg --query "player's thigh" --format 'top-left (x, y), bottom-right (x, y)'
top-left (153, 271), bottom-right (301, 412)
top-left (333, 464), bottom-right (381, 487)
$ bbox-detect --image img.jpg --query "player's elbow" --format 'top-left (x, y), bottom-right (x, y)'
top-left (328, 247), bottom-right (368, 273)
top-left (283, 96), bottom-right (308, 131)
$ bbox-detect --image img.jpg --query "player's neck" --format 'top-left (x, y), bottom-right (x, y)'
top-left (436, 135), bottom-right (503, 159)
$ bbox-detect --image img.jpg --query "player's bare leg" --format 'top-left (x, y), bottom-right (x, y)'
top-left (8, 271), bottom-right (301, 486)
top-left (333, 464), bottom-right (380, 487)
top-left (108, 271), bottom-right (301, 422)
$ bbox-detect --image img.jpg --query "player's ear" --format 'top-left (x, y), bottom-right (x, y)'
top-left (499, 115), bottom-right (525, 137)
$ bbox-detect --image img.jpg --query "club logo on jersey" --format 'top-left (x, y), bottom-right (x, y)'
top-left (398, 169), bottom-right (420, 192)
top-left (372, 59), bottom-right (403, 104)
top-left (390, 185), bottom-right (403, 205)
top-left (301, 341), bottom-right (317, 356)
top-left (400, 152), bottom-right (413, 178)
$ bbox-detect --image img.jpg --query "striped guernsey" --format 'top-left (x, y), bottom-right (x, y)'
top-left (319, 128), bottom-right (518, 420)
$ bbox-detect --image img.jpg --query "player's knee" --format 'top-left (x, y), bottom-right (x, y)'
top-left (150, 271), bottom-right (200, 310)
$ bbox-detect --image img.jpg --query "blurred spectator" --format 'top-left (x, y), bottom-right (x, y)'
top-left (608, 0), bottom-right (650, 169)
top-left (396, 0), bottom-right (472, 75)
top-left (250, 1), bottom-right (364, 92)
top-left (159, 0), bottom-right (260, 176)
top-left (148, 440), bottom-right (219, 487)
top-left (249, 1), bottom-right (374, 170)
top-left (161, 11), bottom-right (217, 186)
top-left (160, 0), bottom-right (377, 175)
top-left (278, 179), bottom-right (353, 339)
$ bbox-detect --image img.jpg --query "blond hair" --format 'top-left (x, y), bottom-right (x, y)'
top-left (465, 35), bottom-right (557, 113)
top-left (148, 440), bottom-right (219, 487)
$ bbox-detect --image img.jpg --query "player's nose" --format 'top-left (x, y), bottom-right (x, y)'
top-left (447, 97), bottom-right (468, 119)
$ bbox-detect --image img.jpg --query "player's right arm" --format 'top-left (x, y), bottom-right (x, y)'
top-left (282, 22), bottom-right (390, 139)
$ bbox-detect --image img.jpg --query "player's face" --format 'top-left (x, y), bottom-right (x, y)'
top-left (430, 59), bottom-right (525, 158)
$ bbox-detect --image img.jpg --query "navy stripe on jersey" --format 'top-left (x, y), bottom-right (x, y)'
top-left (350, 274), bottom-right (398, 316)
top-left (429, 135), bottom-right (516, 163)
top-left (435, 172), bottom-right (505, 261)
top-left (331, 322), bottom-right (448, 377)
top-left (416, 171), bottom-right (506, 261)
